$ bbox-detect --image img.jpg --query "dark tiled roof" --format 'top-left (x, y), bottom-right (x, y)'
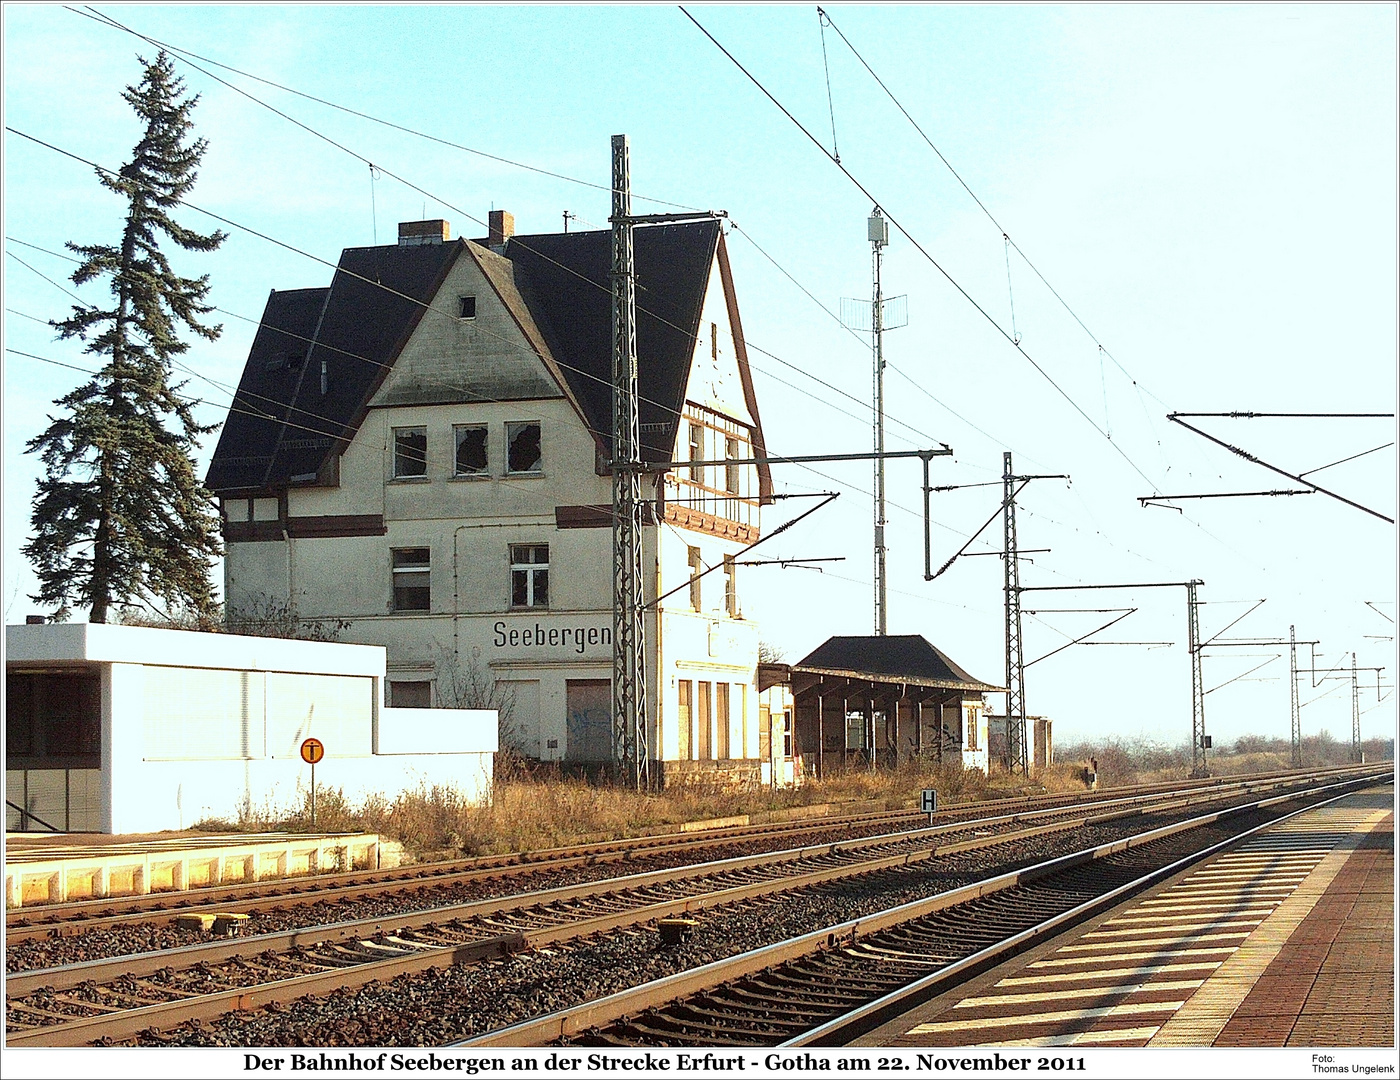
top-left (206, 286), bottom-right (328, 492)
top-left (504, 220), bottom-right (721, 463)
top-left (207, 220), bottom-right (726, 493)
top-left (208, 242), bottom-right (462, 492)
top-left (794, 635), bottom-right (1002, 692)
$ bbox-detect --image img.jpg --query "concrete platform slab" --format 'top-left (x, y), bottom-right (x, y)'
top-left (4, 831), bottom-right (395, 908)
top-left (855, 784), bottom-right (1394, 1049)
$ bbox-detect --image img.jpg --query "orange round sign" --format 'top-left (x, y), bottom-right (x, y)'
top-left (300, 737), bottom-right (325, 764)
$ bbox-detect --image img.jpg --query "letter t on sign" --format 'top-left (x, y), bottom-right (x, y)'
top-left (921, 788), bottom-right (938, 824)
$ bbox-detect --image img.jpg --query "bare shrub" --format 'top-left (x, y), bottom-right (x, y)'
top-left (226, 593), bottom-right (351, 641)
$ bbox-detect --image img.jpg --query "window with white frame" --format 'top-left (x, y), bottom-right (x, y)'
top-left (391, 547), bottom-right (431, 611)
top-left (510, 544), bottom-right (549, 607)
top-left (393, 427), bottom-right (427, 478)
top-left (454, 424), bottom-right (488, 476)
top-left (506, 422), bottom-right (542, 474)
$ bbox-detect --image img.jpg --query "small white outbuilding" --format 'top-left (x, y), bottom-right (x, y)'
top-left (5, 623), bottom-right (497, 834)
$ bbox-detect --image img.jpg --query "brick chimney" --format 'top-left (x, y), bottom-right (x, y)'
top-left (398, 219), bottom-right (450, 246)
top-left (489, 210), bottom-right (515, 249)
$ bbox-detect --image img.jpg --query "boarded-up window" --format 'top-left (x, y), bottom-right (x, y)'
top-left (688, 423), bottom-right (703, 482)
top-left (389, 680), bottom-right (431, 708)
top-left (943, 702), bottom-right (962, 748)
top-left (677, 680), bottom-right (692, 761)
top-left (696, 681), bottom-right (712, 760)
top-left (497, 678), bottom-right (541, 757)
top-left (688, 547), bottom-right (703, 611)
top-left (143, 667), bottom-right (266, 761)
top-left (759, 704), bottom-right (771, 760)
top-left (716, 683), bottom-right (730, 760)
top-left (565, 679), bottom-right (612, 762)
top-left (266, 672), bottom-right (373, 758)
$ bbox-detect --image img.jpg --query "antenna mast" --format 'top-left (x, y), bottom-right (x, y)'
top-left (870, 207), bottom-right (889, 635)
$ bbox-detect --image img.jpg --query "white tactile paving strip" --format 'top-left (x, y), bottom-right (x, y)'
top-left (886, 799), bottom-right (1391, 1048)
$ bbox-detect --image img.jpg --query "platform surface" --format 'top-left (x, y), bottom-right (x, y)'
top-left (857, 784), bottom-right (1395, 1049)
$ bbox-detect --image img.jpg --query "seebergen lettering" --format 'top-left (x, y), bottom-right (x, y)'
top-left (493, 620), bottom-right (612, 654)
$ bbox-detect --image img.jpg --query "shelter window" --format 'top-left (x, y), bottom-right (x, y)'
top-left (454, 425), bottom-right (488, 476)
top-left (511, 543), bottom-right (549, 608)
top-left (507, 422), bottom-right (542, 474)
top-left (6, 671), bottom-right (101, 767)
top-left (393, 427), bottom-right (428, 478)
top-left (459, 295), bottom-right (477, 320)
top-left (391, 547), bottom-right (431, 611)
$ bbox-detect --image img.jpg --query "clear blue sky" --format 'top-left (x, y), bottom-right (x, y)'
top-left (4, 4), bottom-right (1396, 749)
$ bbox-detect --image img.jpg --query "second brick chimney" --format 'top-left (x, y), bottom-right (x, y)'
top-left (488, 209), bottom-right (515, 249)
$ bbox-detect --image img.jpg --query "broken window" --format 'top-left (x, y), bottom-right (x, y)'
top-left (393, 427), bottom-right (427, 478)
top-left (511, 543), bottom-right (549, 607)
top-left (459, 295), bottom-right (477, 319)
top-left (391, 547), bottom-right (431, 611)
top-left (454, 425), bottom-right (488, 476)
top-left (506, 422), bottom-right (542, 474)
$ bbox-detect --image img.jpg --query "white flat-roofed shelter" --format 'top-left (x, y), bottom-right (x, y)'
top-left (5, 623), bottom-right (497, 834)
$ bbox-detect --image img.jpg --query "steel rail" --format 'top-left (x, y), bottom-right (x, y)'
top-left (7, 770), bottom-right (1324, 957)
top-left (5, 776), bottom-right (1332, 1046)
top-left (783, 778), bottom-right (1391, 1045)
top-left (12, 763), bottom-right (1372, 931)
top-left (7, 777), bottom-right (1257, 996)
top-left (456, 768), bottom-right (1391, 1046)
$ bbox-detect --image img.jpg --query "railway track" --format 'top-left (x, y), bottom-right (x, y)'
top-left (12, 763), bottom-right (1371, 935)
top-left (7, 766), bottom-right (1384, 1047)
top-left (6, 770), bottom-right (1344, 974)
top-left (463, 768), bottom-right (1392, 1047)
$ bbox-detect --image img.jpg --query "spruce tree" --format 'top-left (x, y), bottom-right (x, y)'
top-left (24, 52), bottom-right (227, 624)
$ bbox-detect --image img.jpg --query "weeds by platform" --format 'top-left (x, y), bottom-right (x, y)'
top-left (199, 734), bottom-right (1391, 865)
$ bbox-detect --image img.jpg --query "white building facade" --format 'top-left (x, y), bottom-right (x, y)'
top-left (208, 214), bottom-right (792, 786)
top-left (5, 623), bottom-right (496, 834)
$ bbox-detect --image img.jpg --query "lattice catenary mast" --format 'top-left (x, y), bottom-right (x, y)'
top-left (610, 134), bottom-right (647, 789)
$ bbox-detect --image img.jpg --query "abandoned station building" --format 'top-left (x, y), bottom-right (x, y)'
top-left (207, 213), bottom-right (801, 786)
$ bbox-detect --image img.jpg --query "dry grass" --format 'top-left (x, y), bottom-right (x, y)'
top-left (203, 757), bottom-right (1028, 863)
top-left (201, 733), bottom-right (1390, 864)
